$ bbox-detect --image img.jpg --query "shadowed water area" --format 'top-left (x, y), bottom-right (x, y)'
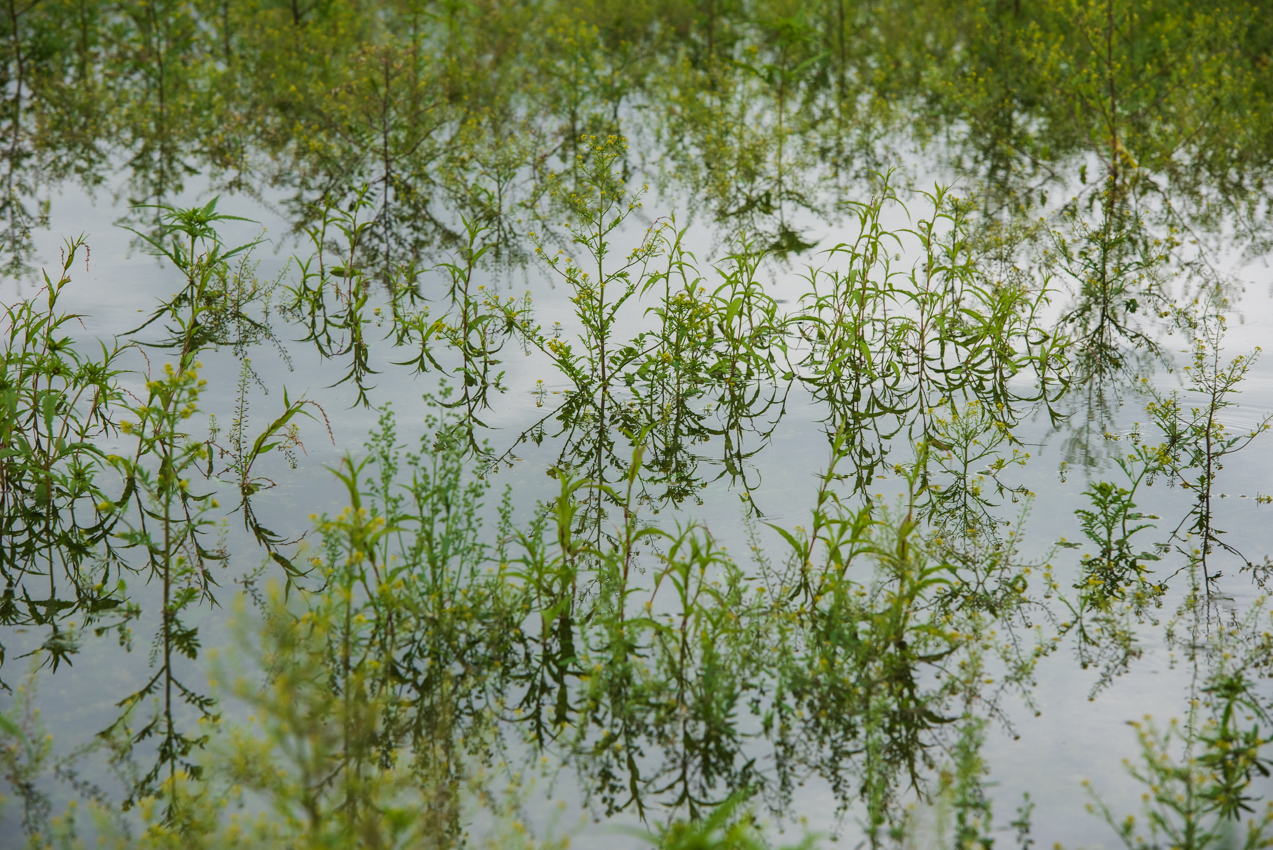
top-left (2, 2), bottom-right (1273, 848)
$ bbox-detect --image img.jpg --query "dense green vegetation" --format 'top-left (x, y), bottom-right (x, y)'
top-left (2, 1), bottom-right (1273, 847)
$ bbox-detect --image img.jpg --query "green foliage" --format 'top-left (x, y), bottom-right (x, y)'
top-left (919, 398), bottom-right (1031, 550)
top-left (0, 238), bottom-right (133, 677)
top-left (791, 178), bottom-right (1064, 495)
top-left (1145, 307), bottom-right (1273, 581)
top-left (625, 791), bottom-right (815, 850)
top-left (1083, 589), bottom-right (1273, 850)
top-left (101, 357), bottom-right (223, 810)
top-left (1049, 194), bottom-right (1176, 379)
top-left (0, 666), bottom-right (56, 840)
top-left (1065, 443), bottom-right (1162, 611)
top-left (2, 3), bottom-right (1273, 848)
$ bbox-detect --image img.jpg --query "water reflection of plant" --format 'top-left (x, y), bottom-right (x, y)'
top-left (792, 177), bottom-right (1066, 496)
top-left (0, 0), bottom-right (1269, 285)
top-left (1047, 302), bottom-right (1272, 699)
top-left (0, 238), bottom-right (134, 680)
top-left (101, 357), bottom-right (223, 813)
top-left (2, 366), bottom-right (1270, 846)
top-left (2, 3), bottom-right (1273, 842)
top-left (1146, 307), bottom-right (1273, 585)
top-left (1050, 194), bottom-right (1174, 381)
top-left (140, 404), bottom-right (1016, 839)
top-left (1081, 569), bottom-right (1273, 850)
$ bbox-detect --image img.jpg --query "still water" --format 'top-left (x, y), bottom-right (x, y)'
top-left (3, 3), bottom-right (1273, 848)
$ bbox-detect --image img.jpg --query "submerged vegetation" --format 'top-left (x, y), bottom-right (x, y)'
top-left (2, 0), bottom-right (1273, 847)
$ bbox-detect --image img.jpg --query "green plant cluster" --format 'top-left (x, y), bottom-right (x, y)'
top-left (0, 1), bottom-right (1272, 847)
top-left (2, 137), bottom-right (1272, 846)
top-left (0, 0), bottom-right (1269, 270)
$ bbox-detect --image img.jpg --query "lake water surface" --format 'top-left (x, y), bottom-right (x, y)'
top-left (3, 4), bottom-right (1273, 849)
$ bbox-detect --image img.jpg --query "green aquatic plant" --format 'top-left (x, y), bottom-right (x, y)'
top-left (917, 398), bottom-right (1031, 551)
top-left (1082, 574), bottom-right (1273, 850)
top-left (289, 187), bottom-right (535, 427)
top-left (128, 195), bottom-right (324, 562)
top-left (922, 0), bottom-right (1273, 238)
top-left (529, 135), bottom-right (669, 401)
top-left (1061, 432), bottom-right (1164, 612)
top-left (0, 589), bottom-right (570, 850)
top-left (624, 790), bottom-right (816, 850)
top-left (285, 187), bottom-right (383, 408)
top-left (405, 215), bottom-right (536, 431)
top-left (0, 664), bottom-right (55, 839)
top-left (289, 405), bottom-right (1015, 833)
top-left (0, 370), bottom-right (1267, 844)
top-left (1054, 434), bottom-right (1166, 698)
top-left (126, 198), bottom-right (267, 368)
top-left (1047, 302), bottom-right (1271, 700)
top-left (0, 0), bottom-right (1270, 280)
top-left (1145, 307), bottom-right (1273, 584)
top-left (1049, 192), bottom-right (1175, 380)
top-left (4, 3), bottom-right (1273, 846)
top-left (791, 177), bottom-right (1062, 494)
top-left (0, 238), bottom-right (134, 678)
top-left (100, 357), bottom-right (224, 812)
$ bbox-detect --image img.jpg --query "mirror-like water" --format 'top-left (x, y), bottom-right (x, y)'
top-left (3, 3), bottom-right (1273, 848)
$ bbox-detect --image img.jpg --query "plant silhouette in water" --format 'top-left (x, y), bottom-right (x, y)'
top-left (3, 2), bottom-right (1273, 842)
top-left (1, 400), bottom-right (1047, 845)
top-left (0, 198), bottom-right (334, 811)
top-left (1144, 307), bottom-right (1273, 584)
top-left (1083, 572), bottom-right (1273, 850)
top-left (0, 238), bottom-right (134, 678)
